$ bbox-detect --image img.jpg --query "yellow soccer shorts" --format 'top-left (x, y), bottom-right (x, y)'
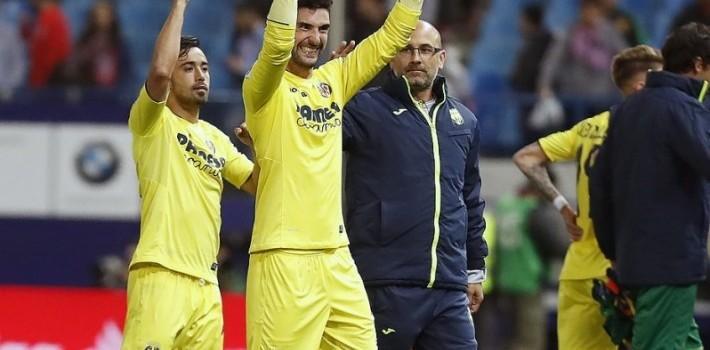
top-left (121, 263), bottom-right (223, 349)
top-left (557, 278), bottom-right (616, 350)
top-left (247, 247), bottom-right (376, 350)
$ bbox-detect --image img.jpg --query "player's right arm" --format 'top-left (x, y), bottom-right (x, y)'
top-left (513, 126), bottom-right (583, 240)
top-left (242, 0), bottom-right (296, 113)
top-left (129, 0), bottom-right (189, 136)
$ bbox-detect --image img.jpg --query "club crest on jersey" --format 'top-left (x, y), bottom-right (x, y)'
top-left (317, 82), bottom-right (332, 98)
top-left (450, 108), bottom-right (464, 126)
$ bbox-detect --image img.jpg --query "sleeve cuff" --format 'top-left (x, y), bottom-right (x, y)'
top-left (398, 0), bottom-right (423, 11)
top-left (267, 0), bottom-right (297, 26)
top-left (141, 83), bottom-right (167, 105)
top-left (467, 269), bottom-right (486, 284)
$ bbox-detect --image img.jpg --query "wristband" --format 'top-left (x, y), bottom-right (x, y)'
top-left (553, 195), bottom-right (569, 211)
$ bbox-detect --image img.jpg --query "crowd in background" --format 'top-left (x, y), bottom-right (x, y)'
top-left (4, 0), bottom-right (710, 348)
top-left (2, 0), bottom-right (709, 150)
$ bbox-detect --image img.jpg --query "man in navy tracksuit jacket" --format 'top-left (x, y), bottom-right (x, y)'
top-left (343, 21), bottom-right (487, 350)
top-left (589, 23), bottom-right (710, 349)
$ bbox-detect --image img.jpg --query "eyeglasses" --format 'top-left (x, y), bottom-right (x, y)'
top-left (399, 45), bottom-right (443, 58)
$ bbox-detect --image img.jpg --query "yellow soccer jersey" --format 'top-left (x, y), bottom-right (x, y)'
top-left (243, 2), bottom-right (419, 253)
top-left (128, 87), bottom-right (254, 284)
top-left (538, 111), bottom-right (612, 280)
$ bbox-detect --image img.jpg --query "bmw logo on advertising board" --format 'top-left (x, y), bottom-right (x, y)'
top-left (75, 141), bottom-right (120, 185)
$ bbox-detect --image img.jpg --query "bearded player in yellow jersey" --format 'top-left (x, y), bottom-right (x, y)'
top-left (513, 45), bottom-right (663, 349)
top-left (242, 0), bottom-right (422, 348)
top-left (121, 0), bottom-right (258, 348)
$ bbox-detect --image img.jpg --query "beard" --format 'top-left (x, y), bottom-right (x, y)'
top-left (405, 71), bottom-right (435, 93)
top-left (174, 89), bottom-right (209, 108)
top-left (191, 89), bottom-right (209, 105)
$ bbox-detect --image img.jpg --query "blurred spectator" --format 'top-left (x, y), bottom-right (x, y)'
top-left (538, 0), bottom-right (627, 98)
top-left (95, 255), bottom-right (127, 289)
top-left (217, 233), bottom-right (251, 292)
top-left (0, 0), bottom-right (26, 99)
top-left (531, 0), bottom-right (627, 124)
top-left (510, 4), bottom-right (553, 93)
top-left (491, 174), bottom-right (567, 350)
top-left (669, 0), bottom-right (710, 31)
top-left (67, 0), bottom-right (129, 88)
top-left (226, 3), bottom-right (264, 88)
top-left (509, 4), bottom-right (553, 145)
top-left (600, 0), bottom-right (646, 46)
top-left (94, 243), bottom-right (133, 289)
top-left (440, 29), bottom-right (474, 106)
top-left (494, 182), bottom-right (550, 350)
top-left (348, 0), bottom-right (387, 42)
top-left (21, 0), bottom-right (71, 87)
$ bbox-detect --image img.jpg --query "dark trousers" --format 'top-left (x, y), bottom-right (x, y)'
top-left (366, 285), bottom-right (477, 350)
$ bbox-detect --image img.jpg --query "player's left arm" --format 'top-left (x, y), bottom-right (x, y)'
top-left (463, 118), bottom-right (487, 288)
top-left (515, 120), bottom-right (590, 240)
top-left (336, 0), bottom-right (422, 101)
top-left (513, 141), bottom-right (583, 241)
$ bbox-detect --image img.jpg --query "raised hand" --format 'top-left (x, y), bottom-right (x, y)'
top-left (235, 122), bottom-right (253, 148)
top-left (329, 40), bottom-right (356, 60)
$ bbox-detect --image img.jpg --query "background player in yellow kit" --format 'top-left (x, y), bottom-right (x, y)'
top-left (242, 0), bottom-right (422, 348)
top-left (121, 0), bottom-right (258, 348)
top-left (512, 45), bottom-right (663, 349)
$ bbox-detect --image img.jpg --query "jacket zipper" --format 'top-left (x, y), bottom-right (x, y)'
top-left (405, 79), bottom-right (447, 288)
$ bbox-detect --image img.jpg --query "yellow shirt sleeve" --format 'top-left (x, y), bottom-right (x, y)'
top-left (221, 133), bottom-right (255, 188)
top-left (334, 1), bottom-right (420, 102)
top-left (538, 122), bottom-right (581, 162)
top-left (128, 85), bottom-right (167, 136)
top-left (242, 0), bottom-right (296, 114)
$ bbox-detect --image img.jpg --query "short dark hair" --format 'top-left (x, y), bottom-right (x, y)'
top-left (612, 45), bottom-right (664, 88)
top-left (298, 0), bottom-right (332, 11)
top-left (662, 22), bottom-right (710, 74)
top-left (179, 36), bottom-right (200, 59)
top-left (521, 4), bottom-right (544, 28)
